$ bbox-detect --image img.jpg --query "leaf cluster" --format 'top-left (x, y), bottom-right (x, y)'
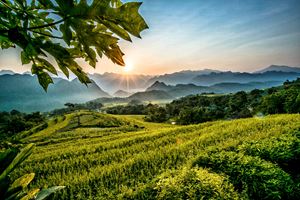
top-left (0, 0), bottom-right (148, 90)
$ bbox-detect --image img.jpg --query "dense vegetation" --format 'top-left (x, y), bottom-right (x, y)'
top-left (103, 79), bottom-right (300, 124)
top-left (145, 78), bottom-right (300, 124)
top-left (6, 112), bottom-right (300, 199)
top-left (0, 110), bottom-right (46, 139)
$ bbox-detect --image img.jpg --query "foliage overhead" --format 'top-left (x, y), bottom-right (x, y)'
top-left (0, 0), bottom-right (148, 90)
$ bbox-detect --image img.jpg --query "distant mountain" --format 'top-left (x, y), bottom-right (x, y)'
top-left (0, 74), bottom-right (110, 112)
top-left (0, 70), bottom-right (15, 75)
top-left (146, 81), bottom-right (172, 91)
top-left (209, 81), bottom-right (282, 93)
top-left (146, 69), bottom-right (221, 86)
top-left (255, 65), bottom-right (300, 73)
top-left (113, 90), bottom-right (132, 97)
top-left (146, 81), bottom-right (283, 98)
top-left (23, 70), bottom-right (77, 80)
top-left (128, 90), bottom-right (173, 101)
top-left (89, 72), bottom-right (153, 93)
top-left (192, 71), bottom-right (300, 86)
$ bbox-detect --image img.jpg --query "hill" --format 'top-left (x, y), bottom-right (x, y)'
top-left (0, 74), bottom-right (110, 112)
top-left (256, 65), bottom-right (300, 73)
top-left (12, 112), bottom-right (300, 199)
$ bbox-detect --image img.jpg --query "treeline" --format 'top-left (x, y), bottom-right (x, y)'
top-left (0, 110), bottom-right (46, 138)
top-left (107, 78), bottom-right (300, 124)
top-left (164, 78), bottom-right (300, 124)
top-left (49, 101), bottom-right (103, 116)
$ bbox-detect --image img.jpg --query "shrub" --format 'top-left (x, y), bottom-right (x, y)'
top-left (237, 132), bottom-right (300, 175)
top-left (193, 151), bottom-right (295, 200)
top-left (122, 167), bottom-right (240, 200)
top-left (154, 167), bottom-right (240, 200)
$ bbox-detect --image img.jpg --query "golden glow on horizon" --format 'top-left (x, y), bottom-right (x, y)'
top-left (123, 61), bottom-right (133, 73)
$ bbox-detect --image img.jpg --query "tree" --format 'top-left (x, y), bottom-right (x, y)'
top-left (0, 0), bottom-right (148, 90)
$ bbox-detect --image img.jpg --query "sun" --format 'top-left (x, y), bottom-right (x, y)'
top-left (123, 62), bottom-right (133, 73)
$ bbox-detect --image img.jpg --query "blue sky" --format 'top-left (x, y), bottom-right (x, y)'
top-left (1, 0), bottom-right (300, 74)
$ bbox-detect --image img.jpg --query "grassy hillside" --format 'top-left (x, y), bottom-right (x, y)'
top-left (12, 112), bottom-right (300, 199)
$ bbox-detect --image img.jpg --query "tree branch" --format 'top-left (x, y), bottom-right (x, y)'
top-left (0, 1), bottom-right (20, 12)
top-left (27, 17), bottom-right (67, 30)
top-left (30, 30), bottom-right (63, 39)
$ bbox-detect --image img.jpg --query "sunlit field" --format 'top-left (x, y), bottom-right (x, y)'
top-left (12, 111), bottom-right (300, 199)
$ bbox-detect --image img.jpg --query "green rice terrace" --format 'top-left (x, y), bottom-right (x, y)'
top-left (11, 112), bottom-right (300, 199)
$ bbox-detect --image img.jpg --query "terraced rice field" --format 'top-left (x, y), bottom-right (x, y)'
top-left (13, 111), bottom-right (300, 199)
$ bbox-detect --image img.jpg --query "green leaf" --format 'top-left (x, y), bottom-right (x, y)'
top-left (0, 144), bottom-right (35, 184)
top-left (84, 47), bottom-right (97, 68)
top-left (35, 186), bottom-right (65, 200)
top-left (111, 0), bottom-right (123, 8)
top-left (107, 2), bottom-right (148, 38)
top-left (6, 173), bottom-right (35, 196)
top-left (59, 23), bottom-right (72, 46)
top-left (39, 12), bottom-right (49, 19)
top-left (66, 60), bottom-right (91, 84)
top-left (57, 61), bottom-right (70, 78)
top-left (20, 188), bottom-right (40, 200)
top-left (100, 20), bottom-right (132, 42)
top-left (24, 44), bottom-right (38, 57)
top-left (55, 0), bottom-right (74, 12)
top-left (36, 57), bottom-right (57, 75)
top-left (0, 35), bottom-right (14, 49)
top-left (41, 41), bottom-right (70, 78)
top-left (37, 0), bottom-right (54, 9)
top-left (0, 148), bottom-right (18, 175)
top-left (21, 51), bottom-right (31, 65)
top-left (32, 64), bottom-right (54, 91)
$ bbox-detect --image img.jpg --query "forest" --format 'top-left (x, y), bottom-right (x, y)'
top-left (105, 78), bottom-right (300, 124)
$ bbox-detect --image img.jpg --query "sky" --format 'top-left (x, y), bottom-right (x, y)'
top-left (1, 0), bottom-right (300, 75)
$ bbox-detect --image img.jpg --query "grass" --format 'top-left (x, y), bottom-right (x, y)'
top-left (12, 111), bottom-right (300, 199)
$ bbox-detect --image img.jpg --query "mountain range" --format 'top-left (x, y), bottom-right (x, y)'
top-left (144, 69), bottom-right (221, 86)
top-left (146, 81), bottom-right (283, 98)
top-left (0, 65), bottom-right (299, 112)
top-left (191, 71), bottom-right (300, 86)
top-left (0, 74), bottom-right (109, 112)
top-left (255, 65), bottom-right (300, 73)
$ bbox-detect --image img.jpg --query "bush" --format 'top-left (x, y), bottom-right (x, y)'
top-left (122, 167), bottom-right (240, 200)
top-left (237, 132), bottom-right (300, 175)
top-left (193, 151), bottom-right (295, 200)
top-left (154, 167), bottom-right (240, 200)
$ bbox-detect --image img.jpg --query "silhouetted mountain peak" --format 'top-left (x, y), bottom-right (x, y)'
top-left (153, 81), bottom-right (167, 87)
